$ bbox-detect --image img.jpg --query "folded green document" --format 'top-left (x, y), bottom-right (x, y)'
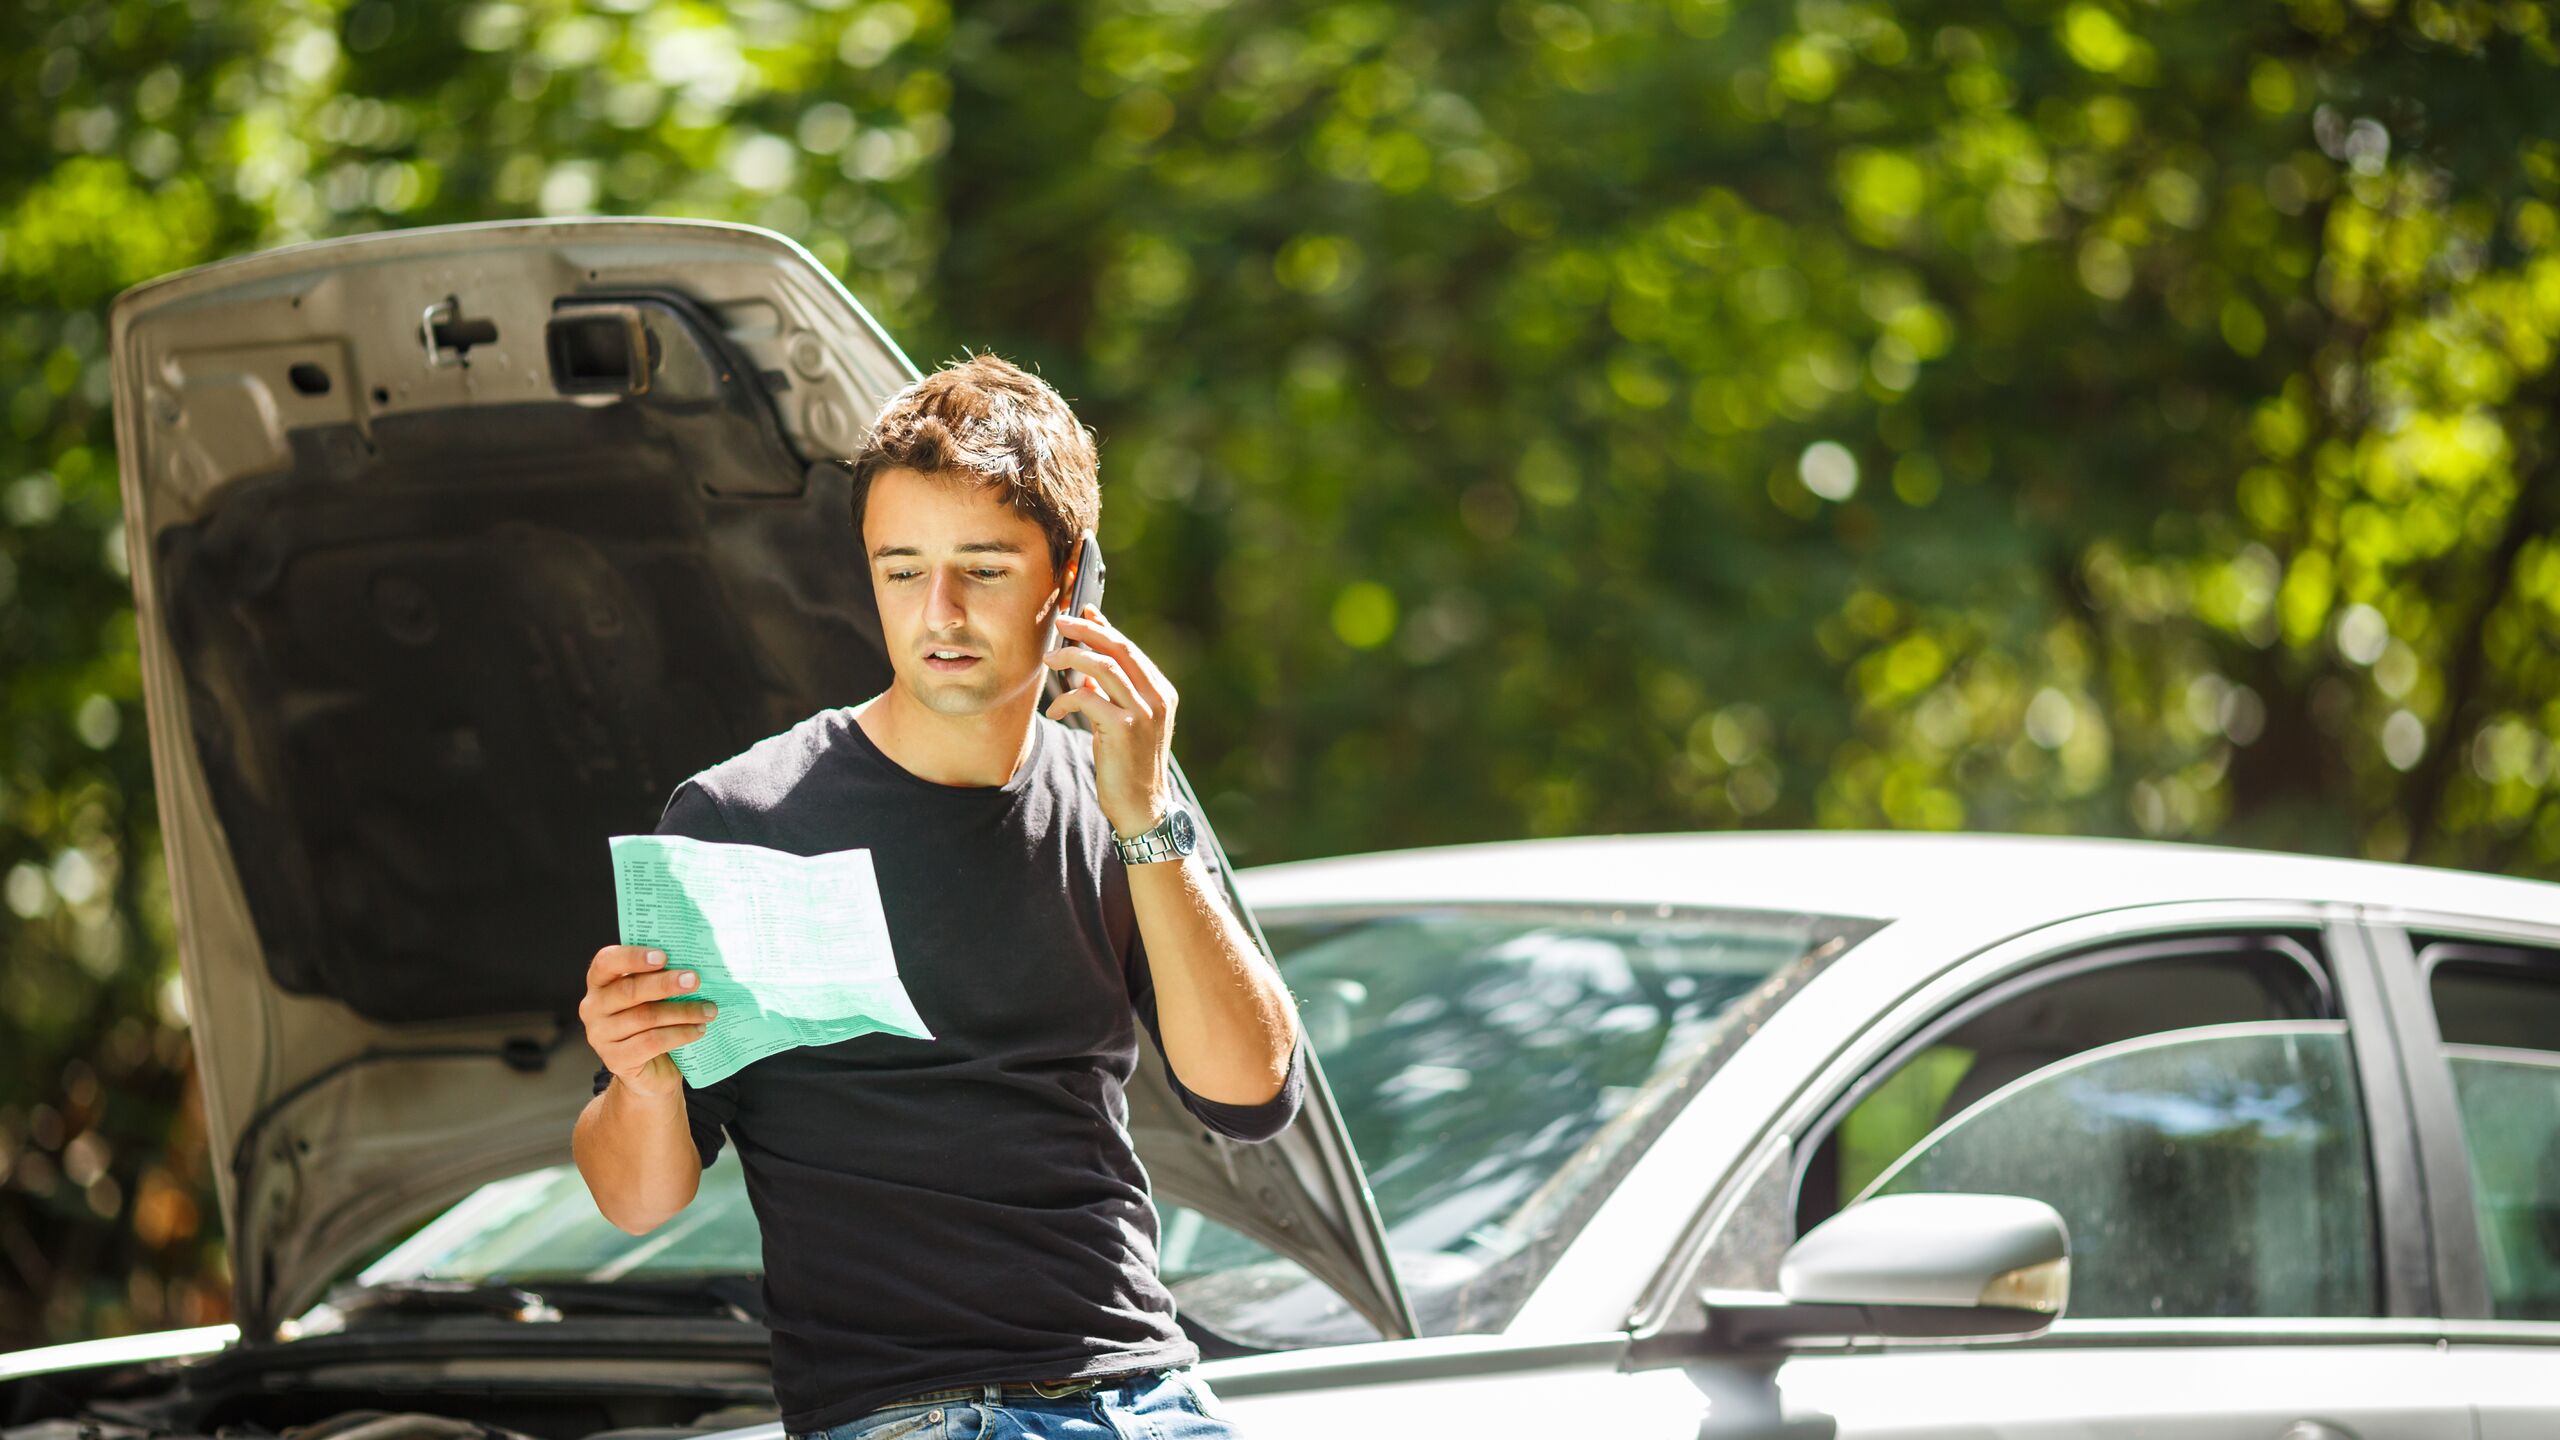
top-left (608, 833), bottom-right (933, 1086)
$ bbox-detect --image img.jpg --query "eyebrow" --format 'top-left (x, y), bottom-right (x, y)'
top-left (868, 540), bottom-right (1030, 560)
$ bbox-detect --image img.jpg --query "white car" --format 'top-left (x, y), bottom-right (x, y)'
top-left (6, 219), bottom-right (2550, 1439)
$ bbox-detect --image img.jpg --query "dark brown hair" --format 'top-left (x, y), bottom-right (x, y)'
top-left (847, 351), bottom-right (1100, 575)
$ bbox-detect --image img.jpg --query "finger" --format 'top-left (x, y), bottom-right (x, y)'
top-left (1054, 607), bottom-right (1133, 658)
top-left (600, 998), bottom-right (719, 1044)
top-left (642, 1023), bottom-right (711, 1056)
top-left (1063, 608), bottom-right (1174, 707)
top-left (1054, 602), bottom-right (1146, 671)
top-left (1044, 686), bottom-right (1135, 735)
top-left (1044, 645), bottom-right (1149, 717)
top-left (606, 964), bottom-right (702, 1013)
top-left (588, 943), bottom-right (666, 989)
top-left (1049, 609), bottom-right (1172, 712)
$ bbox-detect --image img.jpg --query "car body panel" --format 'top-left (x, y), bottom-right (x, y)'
top-left (2442, 1325), bottom-right (2560, 1440)
top-left (1201, 1336), bottom-right (1713, 1436)
top-left (1236, 830), bottom-right (2560, 936)
top-left (1767, 1342), bottom-right (2465, 1439)
top-left (104, 216), bottom-right (1409, 1343)
top-left (1196, 1329), bottom-right (2459, 1439)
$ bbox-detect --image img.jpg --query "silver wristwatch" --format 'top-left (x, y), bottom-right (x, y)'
top-left (1113, 803), bottom-right (1198, 864)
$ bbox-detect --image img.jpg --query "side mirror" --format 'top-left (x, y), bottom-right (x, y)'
top-left (1702, 1193), bottom-right (2069, 1347)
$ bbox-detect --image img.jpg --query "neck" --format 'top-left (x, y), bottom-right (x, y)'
top-left (853, 678), bottom-right (1041, 788)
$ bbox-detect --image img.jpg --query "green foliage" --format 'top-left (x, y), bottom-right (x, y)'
top-left (3, 0), bottom-right (2558, 1347)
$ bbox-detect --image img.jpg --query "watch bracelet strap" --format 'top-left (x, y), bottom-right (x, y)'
top-left (1115, 810), bottom-right (1180, 863)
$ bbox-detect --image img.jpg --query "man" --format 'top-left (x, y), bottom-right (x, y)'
top-left (571, 353), bottom-right (1302, 1440)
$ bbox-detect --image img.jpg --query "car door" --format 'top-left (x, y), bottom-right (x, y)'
top-left (2362, 915), bottom-right (2560, 1440)
top-left (1644, 907), bottom-right (2467, 1438)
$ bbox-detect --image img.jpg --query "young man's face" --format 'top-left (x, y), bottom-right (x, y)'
top-left (862, 464), bottom-right (1065, 718)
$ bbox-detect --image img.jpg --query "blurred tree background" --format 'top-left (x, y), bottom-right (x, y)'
top-left (2, 0), bottom-right (2557, 1350)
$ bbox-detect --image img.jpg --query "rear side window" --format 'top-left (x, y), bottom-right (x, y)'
top-left (1791, 933), bottom-right (2379, 1320)
top-left (2421, 940), bottom-right (2560, 1321)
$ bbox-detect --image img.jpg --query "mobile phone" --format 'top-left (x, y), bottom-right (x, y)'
top-left (1045, 531), bottom-right (1106, 703)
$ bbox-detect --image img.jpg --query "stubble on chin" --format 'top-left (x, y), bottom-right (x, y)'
top-left (904, 664), bottom-right (1015, 717)
top-left (908, 673), bottom-right (977, 716)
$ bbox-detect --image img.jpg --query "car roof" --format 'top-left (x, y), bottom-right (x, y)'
top-left (1233, 829), bottom-right (2560, 931)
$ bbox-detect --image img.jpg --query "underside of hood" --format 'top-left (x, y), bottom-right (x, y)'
top-left (106, 218), bottom-right (1412, 1346)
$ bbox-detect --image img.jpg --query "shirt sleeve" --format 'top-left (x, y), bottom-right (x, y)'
top-left (1125, 921), bottom-right (1308, 1144)
top-left (590, 776), bottom-right (742, 1171)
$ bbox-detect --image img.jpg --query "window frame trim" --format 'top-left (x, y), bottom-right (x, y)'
top-left (1626, 900), bottom-right (2433, 1346)
top-left (1787, 931), bottom-right (2336, 1227)
top-left (1848, 1015), bottom-right (2359, 1212)
top-left (2359, 908), bottom-right (2560, 1330)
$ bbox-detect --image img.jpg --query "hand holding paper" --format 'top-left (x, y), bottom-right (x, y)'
top-left (609, 834), bottom-right (932, 1086)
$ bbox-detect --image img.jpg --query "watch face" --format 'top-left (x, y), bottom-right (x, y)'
top-left (1168, 808), bottom-right (1197, 852)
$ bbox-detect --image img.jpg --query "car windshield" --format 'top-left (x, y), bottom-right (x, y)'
top-left (1164, 903), bottom-right (1876, 1340)
top-left (327, 901), bottom-right (1876, 1347)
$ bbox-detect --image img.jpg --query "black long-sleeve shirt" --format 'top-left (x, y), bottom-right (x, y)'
top-left (588, 706), bottom-right (1304, 1433)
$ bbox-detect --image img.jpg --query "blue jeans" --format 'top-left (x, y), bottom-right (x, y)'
top-left (787, 1369), bottom-right (1243, 1440)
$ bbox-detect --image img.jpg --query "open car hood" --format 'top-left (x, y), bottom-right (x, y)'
top-left (107, 217), bottom-right (1414, 1345)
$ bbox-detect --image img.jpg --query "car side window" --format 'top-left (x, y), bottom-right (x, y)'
top-left (1861, 1023), bottom-right (2373, 1317)
top-left (1789, 933), bottom-right (2380, 1320)
top-left (2421, 939), bottom-right (2560, 1321)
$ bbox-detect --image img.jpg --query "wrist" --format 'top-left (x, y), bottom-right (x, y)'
top-left (1112, 799), bottom-right (1169, 842)
top-left (611, 1068), bottom-right (682, 1104)
top-left (1113, 798), bottom-right (1198, 864)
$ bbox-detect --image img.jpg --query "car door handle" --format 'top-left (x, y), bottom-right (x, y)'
top-left (2280, 1422), bottom-right (2356, 1440)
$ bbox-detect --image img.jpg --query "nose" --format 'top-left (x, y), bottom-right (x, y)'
top-left (924, 565), bottom-right (967, 632)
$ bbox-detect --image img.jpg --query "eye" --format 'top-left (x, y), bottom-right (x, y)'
top-left (884, 569), bottom-right (919, 581)
top-left (971, 568), bottom-right (1006, 580)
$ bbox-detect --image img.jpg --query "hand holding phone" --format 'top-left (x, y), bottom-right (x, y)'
top-left (1045, 531), bottom-right (1106, 703)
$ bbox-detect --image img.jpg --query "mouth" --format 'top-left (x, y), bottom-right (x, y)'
top-left (922, 648), bottom-right (981, 672)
